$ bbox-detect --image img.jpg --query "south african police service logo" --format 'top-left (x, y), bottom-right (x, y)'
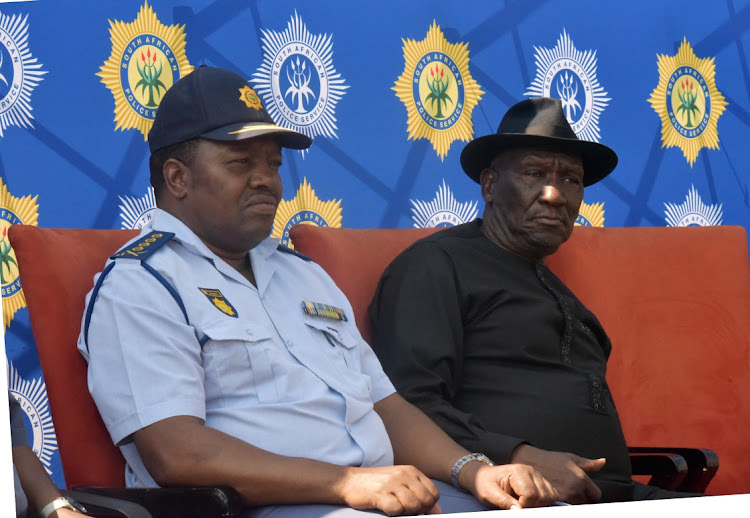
top-left (526, 29), bottom-right (609, 142)
top-left (97, 1), bottom-right (192, 139)
top-left (9, 363), bottom-right (59, 477)
top-left (0, 178), bottom-right (38, 328)
top-left (411, 180), bottom-right (478, 228)
top-left (394, 21), bottom-right (483, 160)
top-left (0, 11), bottom-right (46, 137)
top-left (199, 288), bottom-right (238, 318)
top-left (272, 178), bottom-right (342, 249)
top-left (664, 185), bottom-right (723, 227)
top-left (252, 12), bottom-right (348, 150)
top-left (575, 200), bottom-right (605, 227)
top-left (119, 187), bottom-right (156, 229)
top-left (648, 38), bottom-right (727, 167)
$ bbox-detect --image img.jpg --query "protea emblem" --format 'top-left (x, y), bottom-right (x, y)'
top-left (393, 21), bottom-right (483, 161)
top-left (425, 65), bottom-right (452, 119)
top-left (135, 47), bottom-right (166, 108)
top-left (0, 227), bottom-right (17, 284)
top-left (97, 1), bottom-right (192, 139)
top-left (649, 38), bottom-right (727, 167)
top-left (676, 79), bottom-right (701, 128)
top-left (0, 178), bottom-right (38, 328)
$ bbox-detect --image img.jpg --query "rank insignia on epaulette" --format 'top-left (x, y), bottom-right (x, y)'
top-left (199, 287), bottom-right (238, 318)
top-left (301, 301), bottom-right (348, 322)
top-left (111, 231), bottom-right (174, 260)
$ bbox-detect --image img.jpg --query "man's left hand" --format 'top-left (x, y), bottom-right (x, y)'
top-left (459, 462), bottom-right (560, 509)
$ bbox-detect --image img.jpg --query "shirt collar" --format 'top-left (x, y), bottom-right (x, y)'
top-left (148, 208), bottom-right (281, 263)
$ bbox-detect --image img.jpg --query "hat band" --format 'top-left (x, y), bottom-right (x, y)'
top-left (228, 124), bottom-right (301, 135)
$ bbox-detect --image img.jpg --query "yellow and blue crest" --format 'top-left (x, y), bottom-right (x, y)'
top-left (575, 200), bottom-right (605, 227)
top-left (0, 178), bottom-right (39, 328)
top-left (393, 21), bottom-right (483, 160)
top-left (97, 1), bottom-right (193, 139)
top-left (272, 178), bottom-right (342, 249)
top-left (238, 85), bottom-right (263, 110)
top-left (648, 38), bottom-right (727, 167)
top-left (199, 287), bottom-right (238, 318)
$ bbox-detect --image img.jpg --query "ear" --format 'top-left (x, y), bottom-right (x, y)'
top-left (162, 158), bottom-right (190, 200)
top-left (479, 168), bottom-right (496, 203)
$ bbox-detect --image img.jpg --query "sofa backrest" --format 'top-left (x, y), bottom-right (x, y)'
top-left (9, 226), bottom-right (139, 489)
top-left (290, 224), bottom-right (750, 496)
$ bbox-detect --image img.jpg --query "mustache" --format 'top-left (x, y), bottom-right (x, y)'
top-left (529, 212), bottom-right (570, 222)
top-left (244, 187), bottom-right (280, 206)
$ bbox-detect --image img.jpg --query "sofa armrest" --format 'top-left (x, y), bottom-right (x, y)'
top-left (629, 451), bottom-right (688, 491)
top-left (63, 489), bottom-right (152, 518)
top-left (629, 447), bottom-right (718, 493)
top-left (73, 486), bottom-right (243, 518)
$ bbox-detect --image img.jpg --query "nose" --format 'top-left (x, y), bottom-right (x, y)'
top-left (249, 164), bottom-right (275, 185)
top-left (247, 159), bottom-right (281, 191)
top-left (539, 184), bottom-right (566, 206)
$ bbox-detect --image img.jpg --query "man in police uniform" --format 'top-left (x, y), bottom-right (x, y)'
top-left (77, 66), bottom-right (558, 517)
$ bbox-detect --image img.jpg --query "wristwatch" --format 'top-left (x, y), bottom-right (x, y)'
top-left (39, 496), bottom-right (87, 518)
top-left (450, 452), bottom-right (496, 491)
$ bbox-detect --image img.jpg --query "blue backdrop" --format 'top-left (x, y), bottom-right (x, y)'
top-left (1, 0), bottom-right (748, 487)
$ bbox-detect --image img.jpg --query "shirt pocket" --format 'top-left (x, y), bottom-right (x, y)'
top-left (201, 320), bottom-right (280, 404)
top-left (303, 317), bottom-right (362, 372)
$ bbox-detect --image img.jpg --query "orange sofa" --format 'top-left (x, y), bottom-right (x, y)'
top-left (290, 224), bottom-right (750, 496)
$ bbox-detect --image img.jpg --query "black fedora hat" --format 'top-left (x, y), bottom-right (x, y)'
top-left (460, 97), bottom-right (617, 187)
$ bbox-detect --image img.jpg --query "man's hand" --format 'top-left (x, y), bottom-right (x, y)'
top-left (49, 509), bottom-right (85, 518)
top-left (459, 462), bottom-right (559, 509)
top-left (337, 465), bottom-right (442, 516)
top-left (510, 445), bottom-right (605, 504)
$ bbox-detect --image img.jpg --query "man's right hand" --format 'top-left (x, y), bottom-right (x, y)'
top-left (337, 465), bottom-right (442, 516)
top-left (510, 444), bottom-right (606, 504)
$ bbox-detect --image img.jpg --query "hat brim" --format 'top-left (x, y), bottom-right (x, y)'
top-left (460, 134), bottom-right (618, 187)
top-left (202, 122), bottom-right (312, 150)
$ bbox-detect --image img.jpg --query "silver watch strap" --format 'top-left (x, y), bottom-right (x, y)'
top-left (40, 496), bottom-right (86, 518)
top-left (450, 452), bottom-right (495, 491)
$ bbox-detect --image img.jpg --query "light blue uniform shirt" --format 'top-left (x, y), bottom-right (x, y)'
top-left (78, 209), bottom-right (395, 487)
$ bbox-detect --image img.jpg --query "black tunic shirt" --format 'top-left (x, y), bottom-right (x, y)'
top-left (369, 219), bottom-right (633, 501)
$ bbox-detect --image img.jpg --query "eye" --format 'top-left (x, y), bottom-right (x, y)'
top-left (523, 169), bottom-right (543, 178)
top-left (225, 155), bottom-right (250, 166)
top-left (563, 176), bottom-right (582, 185)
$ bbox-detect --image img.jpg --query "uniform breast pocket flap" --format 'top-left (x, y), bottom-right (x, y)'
top-left (303, 317), bottom-right (358, 349)
top-left (202, 320), bottom-right (273, 346)
top-left (201, 320), bottom-right (278, 403)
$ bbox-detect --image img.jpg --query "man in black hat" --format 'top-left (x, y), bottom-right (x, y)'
top-left (78, 67), bottom-right (559, 517)
top-left (369, 97), bottom-right (694, 504)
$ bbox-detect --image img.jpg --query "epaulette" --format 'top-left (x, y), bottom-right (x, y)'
top-left (111, 231), bottom-right (175, 261)
top-left (276, 243), bottom-right (311, 261)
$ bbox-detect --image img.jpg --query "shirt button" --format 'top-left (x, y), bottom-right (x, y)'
top-left (245, 329), bottom-right (253, 337)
